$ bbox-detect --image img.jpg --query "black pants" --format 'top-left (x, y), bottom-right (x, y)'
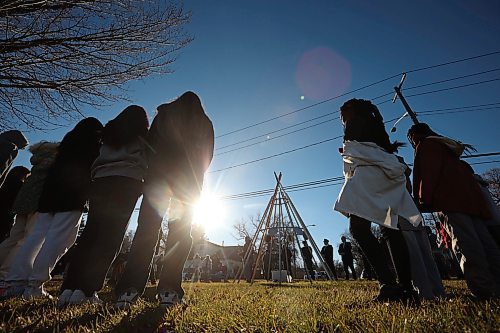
top-left (349, 215), bottom-right (412, 290)
top-left (342, 259), bottom-right (357, 280)
top-left (61, 177), bottom-right (142, 296)
top-left (325, 259), bottom-right (338, 279)
top-left (115, 168), bottom-right (202, 298)
top-left (304, 258), bottom-right (315, 279)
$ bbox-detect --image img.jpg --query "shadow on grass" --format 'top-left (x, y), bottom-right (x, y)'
top-left (105, 306), bottom-right (166, 333)
top-left (257, 282), bottom-right (333, 289)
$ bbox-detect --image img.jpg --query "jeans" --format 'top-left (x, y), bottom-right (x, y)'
top-left (349, 215), bottom-right (412, 290)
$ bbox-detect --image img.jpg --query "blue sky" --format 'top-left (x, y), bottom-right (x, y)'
top-left (12, 1), bottom-right (500, 251)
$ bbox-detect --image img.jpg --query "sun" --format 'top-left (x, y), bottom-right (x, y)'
top-left (192, 191), bottom-right (226, 232)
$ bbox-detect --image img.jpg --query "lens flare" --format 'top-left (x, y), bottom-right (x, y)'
top-left (192, 192), bottom-right (226, 232)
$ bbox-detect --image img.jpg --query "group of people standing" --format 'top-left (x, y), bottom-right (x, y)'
top-left (0, 91), bottom-right (215, 309)
top-left (334, 98), bottom-right (499, 302)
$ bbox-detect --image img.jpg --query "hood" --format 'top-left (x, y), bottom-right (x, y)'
top-left (29, 141), bottom-right (60, 167)
top-left (342, 141), bottom-right (407, 179)
top-left (29, 141), bottom-right (59, 155)
top-left (0, 130), bottom-right (28, 149)
top-left (426, 136), bottom-right (464, 157)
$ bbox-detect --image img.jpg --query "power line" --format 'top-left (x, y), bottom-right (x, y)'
top-left (215, 116), bottom-right (338, 156)
top-left (209, 136), bottom-right (342, 173)
top-left (216, 74), bottom-right (400, 139)
top-left (371, 68), bottom-right (500, 101)
top-left (211, 102), bottom-right (500, 171)
top-left (377, 77), bottom-right (500, 105)
top-left (216, 104), bottom-right (500, 157)
top-left (216, 70), bottom-right (500, 155)
top-left (216, 51), bottom-right (500, 138)
top-left (216, 112), bottom-right (335, 151)
top-left (220, 156), bottom-right (500, 201)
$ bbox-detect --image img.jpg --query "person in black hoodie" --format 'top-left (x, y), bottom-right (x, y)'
top-left (115, 92), bottom-right (214, 309)
top-left (3, 118), bottom-right (102, 299)
top-left (0, 130), bottom-right (28, 187)
top-left (0, 166), bottom-right (30, 242)
top-left (58, 106), bottom-right (149, 306)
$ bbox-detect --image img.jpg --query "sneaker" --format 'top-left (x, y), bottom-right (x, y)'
top-left (156, 291), bottom-right (184, 309)
top-left (401, 288), bottom-right (421, 306)
top-left (68, 289), bottom-right (103, 305)
top-left (22, 285), bottom-right (53, 300)
top-left (115, 289), bottom-right (139, 310)
top-left (372, 284), bottom-right (404, 303)
top-left (58, 289), bottom-right (74, 307)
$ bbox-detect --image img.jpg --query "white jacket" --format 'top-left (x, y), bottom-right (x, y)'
top-left (334, 141), bottom-right (421, 229)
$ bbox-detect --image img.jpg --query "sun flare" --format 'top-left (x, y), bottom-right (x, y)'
top-left (192, 192), bottom-right (226, 232)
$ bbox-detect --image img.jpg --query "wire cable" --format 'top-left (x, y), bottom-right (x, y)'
top-left (216, 51), bottom-right (500, 138)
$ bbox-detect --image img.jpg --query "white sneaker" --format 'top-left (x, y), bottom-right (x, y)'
top-left (156, 291), bottom-right (184, 309)
top-left (115, 289), bottom-right (139, 310)
top-left (68, 289), bottom-right (103, 305)
top-left (22, 285), bottom-right (53, 300)
top-left (58, 289), bottom-right (74, 307)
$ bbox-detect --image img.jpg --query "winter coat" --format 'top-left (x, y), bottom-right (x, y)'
top-left (11, 142), bottom-right (59, 215)
top-left (0, 130), bottom-right (28, 187)
top-left (91, 139), bottom-right (147, 182)
top-left (334, 141), bottom-right (422, 229)
top-left (338, 242), bottom-right (353, 261)
top-left (412, 137), bottom-right (491, 219)
top-left (146, 100), bottom-right (214, 186)
top-left (321, 244), bottom-right (334, 261)
top-left (37, 143), bottom-right (100, 213)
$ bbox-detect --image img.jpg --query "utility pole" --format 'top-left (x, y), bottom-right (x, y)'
top-left (391, 73), bottom-right (420, 132)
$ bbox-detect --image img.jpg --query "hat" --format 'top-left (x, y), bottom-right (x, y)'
top-left (323, 238), bottom-right (329, 243)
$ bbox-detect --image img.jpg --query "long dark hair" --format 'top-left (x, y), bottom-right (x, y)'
top-left (407, 122), bottom-right (476, 153)
top-left (102, 105), bottom-right (149, 149)
top-left (340, 98), bottom-right (404, 153)
top-left (57, 117), bottom-right (103, 160)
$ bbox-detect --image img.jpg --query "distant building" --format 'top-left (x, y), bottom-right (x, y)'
top-left (185, 240), bottom-right (243, 279)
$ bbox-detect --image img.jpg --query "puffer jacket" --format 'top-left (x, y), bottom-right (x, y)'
top-left (12, 141), bottom-right (59, 215)
top-left (91, 139), bottom-right (147, 181)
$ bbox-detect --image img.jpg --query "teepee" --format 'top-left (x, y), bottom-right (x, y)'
top-left (236, 173), bottom-right (336, 284)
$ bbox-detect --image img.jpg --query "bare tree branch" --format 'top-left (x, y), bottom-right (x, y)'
top-left (0, 0), bottom-right (192, 130)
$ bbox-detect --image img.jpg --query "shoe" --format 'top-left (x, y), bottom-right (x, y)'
top-left (115, 289), bottom-right (139, 310)
top-left (22, 285), bottom-right (53, 300)
top-left (372, 284), bottom-right (404, 303)
top-left (58, 289), bottom-right (74, 307)
top-left (68, 289), bottom-right (103, 305)
top-left (401, 289), bottom-right (421, 306)
top-left (0, 285), bottom-right (26, 299)
top-left (156, 290), bottom-right (184, 309)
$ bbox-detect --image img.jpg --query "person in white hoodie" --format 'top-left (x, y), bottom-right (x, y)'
top-left (334, 98), bottom-right (421, 303)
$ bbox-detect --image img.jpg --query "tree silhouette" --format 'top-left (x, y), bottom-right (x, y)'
top-left (0, 0), bottom-right (192, 130)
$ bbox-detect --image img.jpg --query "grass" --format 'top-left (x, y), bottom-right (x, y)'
top-left (0, 279), bottom-right (498, 332)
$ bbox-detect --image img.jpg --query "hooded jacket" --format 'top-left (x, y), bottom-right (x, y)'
top-left (412, 136), bottom-right (491, 219)
top-left (11, 141), bottom-right (59, 215)
top-left (146, 97), bottom-right (214, 199)
top-left (334, 141), bottom-right (422, 229)
top-left (0, 130), bottom-right (28, 187)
